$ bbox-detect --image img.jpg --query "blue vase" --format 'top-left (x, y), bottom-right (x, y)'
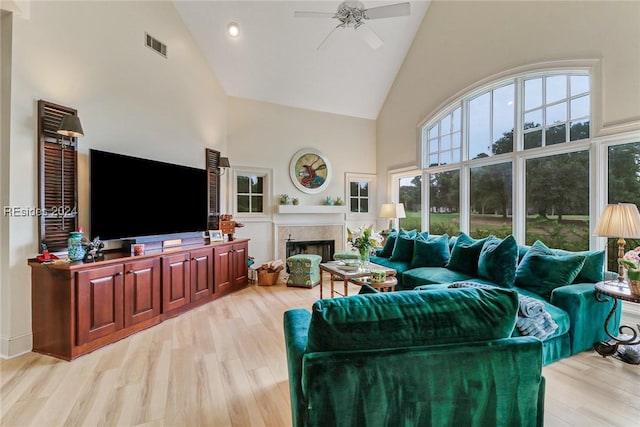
top-left (68, 231), bottom-right (86, 261)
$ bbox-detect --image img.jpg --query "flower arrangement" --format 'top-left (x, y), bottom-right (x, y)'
top-left (347, 225), bottom-right (383, 261)
top-left (619, 247), bottom-right (640, 294)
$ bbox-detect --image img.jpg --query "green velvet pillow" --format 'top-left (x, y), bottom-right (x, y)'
top-left (477, 235), bottom-right (518, 288)
top-left (554, 249), bottom-right (605, 283)
top-left (409, 234), bottom-right (450, 269)
top-left (389, 229), bottom-right (417, 262)
top-left (379, 230), bottom-right (397, 258)
top-left (306, 287), bottom-right (519, 352)
top-left (447, 232), bottom-right (488, 275)
top-left (515, 240), bottom-right (587, 300)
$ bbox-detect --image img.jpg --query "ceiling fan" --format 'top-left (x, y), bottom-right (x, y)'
top-left (294, 1), bottom-right (411, 50)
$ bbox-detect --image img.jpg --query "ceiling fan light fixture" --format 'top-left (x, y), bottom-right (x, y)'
top-left (227, 22), bottom-right (240, 38)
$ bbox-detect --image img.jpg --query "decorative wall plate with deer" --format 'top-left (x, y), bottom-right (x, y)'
top-left (289, 148), bottom-right (332, 194)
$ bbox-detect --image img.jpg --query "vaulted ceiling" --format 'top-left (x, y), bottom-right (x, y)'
top-left (174, 1), bottom-right (430, 119)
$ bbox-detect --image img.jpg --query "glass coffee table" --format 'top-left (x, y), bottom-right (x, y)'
top-left (318, 261), bottom-right (397, 298)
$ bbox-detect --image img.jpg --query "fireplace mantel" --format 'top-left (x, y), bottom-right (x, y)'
top-left (277, 205), bottom-right (346, 214)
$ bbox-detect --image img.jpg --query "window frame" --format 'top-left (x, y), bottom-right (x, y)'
top-left (232, 167), bottom-right (273, 220)
top-left (345, 172), bottom-right (376, 220)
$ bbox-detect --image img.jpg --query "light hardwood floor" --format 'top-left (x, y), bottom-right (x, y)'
top-left (1, 278), bottom-right (639, 427)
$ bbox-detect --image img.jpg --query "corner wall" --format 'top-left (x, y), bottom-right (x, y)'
top-left (227, 97), bottom-right (376, 265)
top-left (2, 1), bottom-right (228, 358)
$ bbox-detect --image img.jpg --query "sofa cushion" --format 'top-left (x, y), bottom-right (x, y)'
top-left (409, 234), bottom-right (450, 269)
top-left (477, 235), bottom-right (518, 288)
top-left (515, 240), bottom-right (586, 300)
top-left (447, 232), bottom-right (489, 275)
top-left (369, 256), bottom-right (411, 274)
top-left (402, 267), bottom-right (474, 289)
top-left (306, 287), bottom-right (519, 352)
top-left (379, 230), bottom-right (397, 258)
top-left (554, 249), bottom-right (605, 283)
top-left (390, 229), bottom-right (417, 262)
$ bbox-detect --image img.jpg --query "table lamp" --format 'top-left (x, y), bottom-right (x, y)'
top-left (593, 203), bottom-right (640, 282)
top-left (379, 203), bottom-right (406, 232)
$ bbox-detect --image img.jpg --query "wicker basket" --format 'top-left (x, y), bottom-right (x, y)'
top-left (258, 271), bottom-right (280, 286)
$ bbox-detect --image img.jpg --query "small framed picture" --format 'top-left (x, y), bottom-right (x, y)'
top-left (208, 230), bottom-right (223, 242)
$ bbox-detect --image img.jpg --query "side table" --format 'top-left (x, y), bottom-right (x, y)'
top-left (350, 276), bottom-right (398, 293)
top-left (593, 280), bottom-right (640, 357)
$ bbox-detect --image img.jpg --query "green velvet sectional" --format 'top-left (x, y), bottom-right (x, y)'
top-left (284, 287), bottom-right (545, 427)
top-left (370, 230), bottom-right (621, 365)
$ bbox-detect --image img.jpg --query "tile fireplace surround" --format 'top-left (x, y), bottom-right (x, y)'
top-left (276, 224), bottom-right (346, 262)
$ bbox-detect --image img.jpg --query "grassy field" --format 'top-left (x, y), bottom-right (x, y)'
top-left (401, 211), bottom-right (591, 251)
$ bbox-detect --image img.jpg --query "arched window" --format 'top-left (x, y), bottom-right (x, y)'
top-left (420, 69), bottom-right (595, 250)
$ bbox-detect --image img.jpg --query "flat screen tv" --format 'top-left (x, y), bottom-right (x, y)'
top-left (90, 149), bottom-right (208, 241)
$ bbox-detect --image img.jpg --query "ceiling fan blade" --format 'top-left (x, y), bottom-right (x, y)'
top-left (364, 2), bottom-right (410, 20)
top-left (355, 23), bottom-right (383, 50)
top-left (294, 11), bottom-right (336, 18)
top-left (317, 24), bottom-right (343, 50)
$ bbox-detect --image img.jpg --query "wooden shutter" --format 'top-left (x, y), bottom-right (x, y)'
top-left (205, 148), bottom-right (221, 230)
top-left (38, 100), bottom-right (79, 251)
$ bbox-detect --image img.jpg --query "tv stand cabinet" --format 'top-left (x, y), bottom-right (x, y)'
top-left (29, 239), bottom-right (249, 360)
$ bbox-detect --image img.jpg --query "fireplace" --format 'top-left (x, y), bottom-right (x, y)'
top-left (286, 239), bottom-right (335, 263)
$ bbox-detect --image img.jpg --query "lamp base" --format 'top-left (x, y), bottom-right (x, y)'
top-left (617, 237), bottom-right (626, 282)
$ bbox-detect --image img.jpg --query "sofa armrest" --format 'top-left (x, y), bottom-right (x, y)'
top-left (550, 283), bottom-right (621, 354)
top-left (283, 309), bottom-right (312, 427)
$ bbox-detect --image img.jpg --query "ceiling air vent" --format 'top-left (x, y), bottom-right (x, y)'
top-left (145, 32), bottom-right (167, 58)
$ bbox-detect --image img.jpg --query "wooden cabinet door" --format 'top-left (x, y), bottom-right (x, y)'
top-left (232, 242), bottom-right (248, 289)
top-left (124, 258), bottom-right (161, 327)
top-left (190, 247), bottom-right (213, 301)
top-left (214, 244), bottom-right (232, 295)
top-left (76, 264), bottom-right (124, 345)
top-left (162, 252), bottom-right (191, 312)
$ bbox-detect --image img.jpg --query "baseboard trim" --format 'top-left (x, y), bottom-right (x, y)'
top-left (0, 332), bottom-right (32, 359)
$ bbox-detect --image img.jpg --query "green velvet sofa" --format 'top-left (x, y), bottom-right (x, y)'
top-left (284, 287), bottom-right (545, 427)
top-left (370, 231), bottom-right (621, 365)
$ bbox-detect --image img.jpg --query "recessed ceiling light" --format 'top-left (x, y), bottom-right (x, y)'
top-left (227, 22), bottom-right (240, 38)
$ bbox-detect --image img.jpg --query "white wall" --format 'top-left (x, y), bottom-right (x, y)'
top-left (377, 0), bottom-right (640, 185)
top-left (1, 0), bottom-right (227, 358)
top-left (227, 97), bottom-right (376, 265)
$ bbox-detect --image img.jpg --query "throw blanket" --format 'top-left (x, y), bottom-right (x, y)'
top-left (448, 282), bottom-right (558, 340)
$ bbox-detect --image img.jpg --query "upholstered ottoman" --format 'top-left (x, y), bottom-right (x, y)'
top-left (286, 254), bottom-right (322, 288)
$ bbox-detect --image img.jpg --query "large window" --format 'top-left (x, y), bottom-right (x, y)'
top-left (469, 162), bottom-right (512, 239)
top-left (398, 174), bottom-right (422, 230)
top-left (424, 107), bottom-right (461, 166)
top-left (606, 141), bottom-right (640, 269)
top-left (428, 170), bottom-right (459, 236)
top-left (525, 151), bottom-right (589, 251)
top-left (419, 68), bottom-right (598, 250)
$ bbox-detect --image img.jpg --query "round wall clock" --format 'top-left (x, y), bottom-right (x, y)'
top-left (289, 148), bottom-right (332, 194)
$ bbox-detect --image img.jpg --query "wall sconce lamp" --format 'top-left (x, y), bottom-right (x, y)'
top-left (57, 115), bottom-right (84, 139)
top-left (216, 157), bottom-right (231, 175)
top-left (380, 203), bottom-right (406, 232)
top-left (56, 114), bottom-right (84, 229)
top-left (593, 203), bottom-right (640, 282)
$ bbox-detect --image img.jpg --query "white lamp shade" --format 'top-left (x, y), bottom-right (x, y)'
top-left (379, 203), bottom-right (406, 219)
top-left (593, 203), bottom-right (640, 238)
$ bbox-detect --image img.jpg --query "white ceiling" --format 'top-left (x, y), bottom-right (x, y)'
top-left (174, 1), bottom-right (430, 119)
